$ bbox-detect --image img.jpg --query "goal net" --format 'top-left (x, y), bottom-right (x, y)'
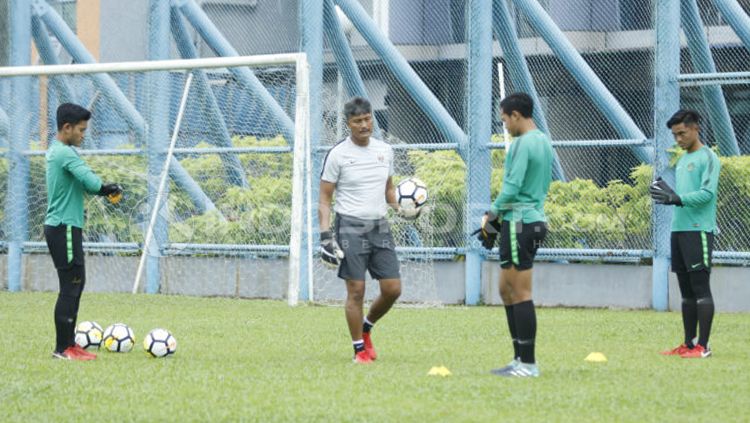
top-left (0, 55), bottom-right (311, 301)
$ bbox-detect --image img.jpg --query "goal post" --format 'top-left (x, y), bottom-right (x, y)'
top-left (0, 54), bottom-right (311, 300)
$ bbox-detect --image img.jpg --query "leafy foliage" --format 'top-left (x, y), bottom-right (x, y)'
top-left (2, 137), bottom-right (750, 252)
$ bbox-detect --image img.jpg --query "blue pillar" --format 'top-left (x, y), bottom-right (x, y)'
top-left (144, 0), bottom-right (172, 294)
top-left (653, 0), bottom-right (680, 311)
top-left (322, 0), bottom-right (382, 137)
top-left (463, 0), bottom-right (493, 305)
top-left (682, 0), bottom-right (740, 156)
top-left (174, 0), bottom-right (295, 145)
top-left (714, 0), bottom-right (750, 52)
top-left (170, 7), bottom-right (248, 187)
top-left (299, 0), bottom-right (323, 302)
top-left (0, 107), bottom-right (8, 139)
top-left (492, 0), bottom-right (565, 180)
top-left (30, 15), bottom-right (75, 104)
top-left (7, 0), bottom-right (32, 292)
top-left (335, 0), bottom-right (467, 150)
top-left (512, 0), bottom-right (651, 164)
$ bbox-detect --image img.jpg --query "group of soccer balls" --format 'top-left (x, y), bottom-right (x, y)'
top-left (74, 321), bottom-right (177, 358)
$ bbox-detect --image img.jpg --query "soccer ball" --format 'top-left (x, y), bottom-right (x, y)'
top-left (102, 323), bottom-right (135, 353)
top-left (397, 177), bottom-right (428, 214)
top-left (74, 321), bottom-right (103, 350)
top-left (143, 328), bottom-right (177, 358)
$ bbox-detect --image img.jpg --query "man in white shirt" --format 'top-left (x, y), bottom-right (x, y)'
top-left (319, 97), bottom-right (411, 363)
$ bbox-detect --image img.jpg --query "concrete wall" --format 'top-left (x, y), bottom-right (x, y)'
top-left (5, 253), bottom-right (749, 312)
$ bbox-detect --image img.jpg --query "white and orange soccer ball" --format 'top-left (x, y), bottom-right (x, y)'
top-left (102, 323), bottom-right (135, 353)
top-left (143, 328), bottom-right (177, 358)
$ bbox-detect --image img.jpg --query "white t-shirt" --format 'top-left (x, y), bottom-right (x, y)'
top-left (320, 137), bottom-right (394, 220)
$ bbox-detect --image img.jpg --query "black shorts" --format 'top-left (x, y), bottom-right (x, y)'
top-left (671, 231), bottom-right (714, 273)
top-left (44, 224), bottom-right (86, 296)
top-left (334, 214), bottom-right (400, 281)
top-left (499, 221), bottom-right (547, 270)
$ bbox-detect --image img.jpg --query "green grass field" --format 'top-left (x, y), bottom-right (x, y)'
top-left (1, 292), bottom-right (748, 422)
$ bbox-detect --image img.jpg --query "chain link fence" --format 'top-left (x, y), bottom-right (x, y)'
top-left (3, 0), bottom-right (750, 297)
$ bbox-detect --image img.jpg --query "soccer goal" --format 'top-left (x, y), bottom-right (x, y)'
top-left (0, 54), bottom-right (311, 300)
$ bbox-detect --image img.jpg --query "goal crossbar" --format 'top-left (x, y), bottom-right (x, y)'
top-left (0, 54), bottom-right (306, 77)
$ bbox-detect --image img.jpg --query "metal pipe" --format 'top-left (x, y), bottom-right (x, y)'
top-left (297, 0), bottom-right (324, 302)
top-left (492, 0), bottom-right (566, 180)
top-left (714, 0), bottom-right (750, 52)
top-left (144, 0), bottom-right (172, 294)
top-left (30, 15), bottom-right (75, 103)
top-left (681, 0), bottom-right (740, 155)
top-left (322, 0), bottom-right (382, 137)
top-left (0, 107), bottom-right (8, 138)
top-left (463, 0), bottom-right (494, 306)
top-left (511, 0), bottom-right (652, 164)
top-left (6, 0), bottom-right (32, 292)
top-left (334, 0), bottom-right (468, 151)
top-left (652, 0), bottom-right (681, 311)
top-left (170, 7), bottom-right (248, 187)
top-left (0, 54), bottom-right (307, 77)
top-left (33, 0), bottom-right (219, 217)
top-left (173, 0), bottom-right (296, 145)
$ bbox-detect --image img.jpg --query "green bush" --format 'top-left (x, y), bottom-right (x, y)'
top-left (2, 137), bottom-right (749, 252)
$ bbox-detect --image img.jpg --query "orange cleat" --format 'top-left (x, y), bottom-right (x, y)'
top-left (362, 332), bottom-right (377, 361)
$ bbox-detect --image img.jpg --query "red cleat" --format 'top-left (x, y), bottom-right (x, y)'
top-left (362, 332), bottom-right (377, 361)
top-left (73, 344), bottom-right (97, 359)
top-left (680, 344), bottom-right (712, 358)
top-left (353, 350), bottom-right (373, 364)
top-left (660, 343), bottom-right (693, 356)
top-left (52, 346), bottom-right (95, 361)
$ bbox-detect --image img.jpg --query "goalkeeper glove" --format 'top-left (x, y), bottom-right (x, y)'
top-left (320, 231), bottom-right (344, 268)
top-left (98, 183), bottom-right (123, 205)
top-left (473, 212), bottom-right (502, 250)
top-left (649, 177), bottom-right (682, 206)
top-left (98, 183), bottom-right (122, 196)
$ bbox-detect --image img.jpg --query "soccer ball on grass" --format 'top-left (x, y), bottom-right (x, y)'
top-left (74, 321), bottom-right (103, 350)
top-left (102, 323), bottom-right (135, 353)
top-left (143, 328), bottom-right (177, 358)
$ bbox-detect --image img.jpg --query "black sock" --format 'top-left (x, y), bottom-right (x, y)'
top-left (54, 294), bottom-right (77, 353)
top-left (690, 270), bottom-right (714, 348)
top-left (353, 340), bottom-right (365, 354)
top-left (513, 300), bottom-right (536, 364)
top-left (681, 298), bottom-right (697, 347)
top-left (504, 305), bottom-right (519, 359)
top-left (363, 317), bottom-right (374, 333)
top-left (696, 298), bottom-right (714, 348)
top-left (677, 272), bottom-right (697, 347)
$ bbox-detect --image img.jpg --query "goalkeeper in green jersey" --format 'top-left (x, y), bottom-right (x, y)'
top-left (45, 103), bottom-right (122, 361)
top-left (477, 93), bottom-right (553, 378)
top-left (651, 110), bottom-right (720, 359)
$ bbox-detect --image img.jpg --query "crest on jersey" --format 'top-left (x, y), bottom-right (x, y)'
top-left (377, 154), bottom-right (384, 163)
top-left (687, 163), bottom-right (695, 172)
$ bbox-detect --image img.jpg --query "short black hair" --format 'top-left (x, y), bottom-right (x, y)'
top-left (666, 109), bottom-right (701, 128)
top-left (343, 97), bottom-right (372, 121)
top-left (56, 103), bottom-right (91, 131)
top-left (500, 92), bottom-right (534, 118)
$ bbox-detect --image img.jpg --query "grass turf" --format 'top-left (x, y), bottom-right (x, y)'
top-left (1, 292), bottom-right (748, 421)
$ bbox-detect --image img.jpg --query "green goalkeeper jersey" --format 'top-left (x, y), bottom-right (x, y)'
top-left (45, 140), bottom-right (102, 228)
top-left (491, 129), bottom-right (553, 223)
top-left (672, 145), bottom-right (720, 232)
